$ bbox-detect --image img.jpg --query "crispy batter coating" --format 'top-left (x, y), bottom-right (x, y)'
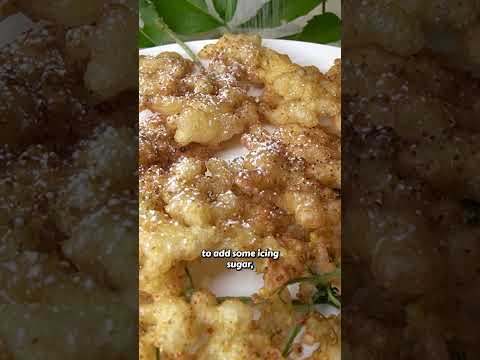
top-left (139, 52), bottom-right (194, 109)
top-left (139, 111), bottom-right (178, 169)
top-left (271, 125), bottom-right (341, 189)
top-left (200, 34), bottom-right (341, 135)
top-left (261, 56), bottom-right (340, 134)
top-left (140, 35), bottom-right (341, 360)
top-left (140, 52), bottom-right (259, 146)
top-left (303, 314), bottom-right (340, 360)
top-left (84, 4), bottom-right (138, 99)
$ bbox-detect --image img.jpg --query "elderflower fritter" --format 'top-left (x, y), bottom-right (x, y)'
top-left (140, 35), bottom-right (341, 359)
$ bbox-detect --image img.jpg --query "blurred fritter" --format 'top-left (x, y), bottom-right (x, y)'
top-left (0, 2), bottom-right (138, 359)
top-left (343, 0), bottom-right (480, 358)
top-left (16, 0), bottom-right (137, 98)
top-left (0, 26), bottom-right (87, 147)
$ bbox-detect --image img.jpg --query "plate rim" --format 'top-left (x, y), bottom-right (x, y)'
top-left (139, 38), bottom-right (341, 56)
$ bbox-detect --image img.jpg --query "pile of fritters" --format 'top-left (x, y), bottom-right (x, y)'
top-left (139, 34), bottom-right (341, 360)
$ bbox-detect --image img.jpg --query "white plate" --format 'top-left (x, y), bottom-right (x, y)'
top-left (140, 39), bottom-right (340, 72)
top-left (140, 40), bottom-right (340, 356)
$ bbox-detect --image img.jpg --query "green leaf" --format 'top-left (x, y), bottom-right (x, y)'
top-left (139, 26), bottom-right (170, 47)
top-left (139, 0), bottom-right (170, 47)
top-left (240, 0), bottom-right (325, 29)
top-left (152, 0), bottom-right (223, 34)
top-left (189, 0), bottom-right (209, 11)
top-left (312, 284), bottom-right (341, 308)
top-left (139, 31), bottom-right (154, 48)
top-left (286, 12), bottom-right (341, 44)
top-left (213, 0), bottom-right (238, 22)
top-left (274, 267), bottom-right (341, 300)
top-left (284, 268), bottom-right (341, 287)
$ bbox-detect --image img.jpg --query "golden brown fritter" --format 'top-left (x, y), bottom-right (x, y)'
top-left (140, 35), bottom-right (341, 359)
top-left (200, 34), bottom-right (341, 135)
top-left (140, 52), bottom-right (259, 146)
top-left (139, 111), bottom-right (178, 169)
top-left (271, 125), bottom-right (341, 189)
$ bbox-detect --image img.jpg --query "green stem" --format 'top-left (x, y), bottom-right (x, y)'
top-left (217, 296), bottom-right (254, 304)
top-left (282, 322), bottom-right (303, 357)
top-left (327, 286), bottom-right (341, 309)
top-left (185, 266), bottom-right (194, 288)
top-left (139, 28), bottom-right (156, 46)
top-left (275, 268), bottom-right (341, 296)
top-left (217, 296), bottom-right (272, 306)
top-left (184, 266), bottom-right (195, 300)
top-left (158, 18), bottom-right (204, 68)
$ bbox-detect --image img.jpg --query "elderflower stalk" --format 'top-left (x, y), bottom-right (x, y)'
top-left (156, 18), bottom-right (204, 68)
top-left (282, 322), bottom-right (303, 357)
top-left (139, 0), bottom-right (203, 68)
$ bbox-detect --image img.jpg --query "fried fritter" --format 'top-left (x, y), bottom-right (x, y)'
top-left (271, 125), bottom-right (341, 189)
top-left (200, 34), bottom-right (341, 135)
top-left (140, 35), bottom-right (341, 360)
top-left (140, 52), bottom-right (259, 146)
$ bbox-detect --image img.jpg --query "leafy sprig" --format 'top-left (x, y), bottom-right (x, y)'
top-left (154, 0), bottom-right (223, 35)
top-left (139, 0), bottom-right (341, 48)
top-left (184, 266), bottom-right (341, 310)
top-left (275, 268), bottom-right (341, 294)
top-left (181, 265), bottom-right (339, 359)
top-left (276, 267), bottom-right (341, 311)
top-left (313, 283), bottom-right (341, 309)
top-left (213, 0), bottom-right (238, 23)
top-left (139, 0), bottom-right (203, 66)
top-left (239, 0), bottom-right (325, 28)
top-left (285, 12), bottom-right (341, 44)
top-left (282, 322), bottom-right (303, 357)
top-left (182, 262), bottom-right (340, 359)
